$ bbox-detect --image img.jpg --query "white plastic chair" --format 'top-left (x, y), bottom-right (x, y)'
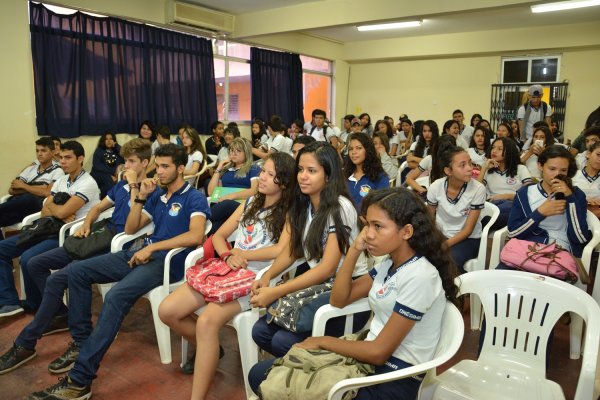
top-left (179, 251), bottom-right (304, 399)
top-left (0, 194), bottom-right (23, 237)
top-left (311, 298), bottom-right (464, 400)
top-left (488, 210), bottom-right (600, 359)
top-left (463, 201), bottom-right (499, 330)
top-left (99, 220), bottom-right (211, 364)
top-left (419, 270), bottom-right (600, 400)
top-left (396, 161), bottom-right (407, 187)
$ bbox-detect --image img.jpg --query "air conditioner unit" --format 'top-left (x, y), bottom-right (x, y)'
top-left (166, 1), bottom-right (234, 34)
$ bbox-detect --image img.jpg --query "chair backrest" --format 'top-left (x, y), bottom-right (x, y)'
top-left (457, 270), bottom-right (600, 375)
top-left (396, 161), bottom-right (407, 187)
top-left (475, 202), bottom-right (499, 260)
top-left (432, 301), bottom-right (465, 361)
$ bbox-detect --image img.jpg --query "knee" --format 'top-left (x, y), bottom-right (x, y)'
top-left (195, 311), bottom-right (221, 338)
top-left (158, 298), bottom-right (178, 327)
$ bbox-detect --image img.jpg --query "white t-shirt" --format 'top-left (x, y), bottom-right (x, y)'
top-left (303, 196), bottom-right (367, 276)
top-left (576, 152), bottom-right (588, 170)
top-left (427, 178), bottom-right (486, 239)
top-left (18, 161), bottom-right (64, 186)
top-left (367, 255), bottom-right (445, 366)
top-left (455, 135), bottom-right (469, 150)
top-left (50, 171), bottom-right (100, 220)
top-left (573, 168), bottom-right (600, 200)
top-left (217, 146), bottom-right (229, 163)
top-left (310, 126), bottom-right (327, 142)
top-left (417, 155), bottom-right (432, 172)
top-left (467, 148), bottom-right (486, 167)
top-left (185, 150), bottom-right (204, 184)
top-left (409, 141), bottom-right (430, 157)
top-left (461, 125), bottom-right (474, 145)
top-left (517, 103), bottom-right (553, 139)
top-left (269, 134), bottom-right (293, 155)
top-left (483, 165), bottom-right (533, 198)
top-left (524, 154), bottom-right (541, 179)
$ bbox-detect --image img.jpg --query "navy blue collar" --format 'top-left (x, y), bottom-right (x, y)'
top-left (444, 178), bottom-right (468, 204)
top-left (582, 167), bottom-right (600, 183)
top-left (385, 255), bottom-right (420, 282)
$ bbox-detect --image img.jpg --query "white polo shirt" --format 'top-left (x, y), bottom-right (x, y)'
top-left (467, 148), bottom-right (486, 167)
top-left (573, 168), bottom-right (600, 200)
top-left (483, 165), bottom-right (533, 198)
top-left (18, 161), bottom-right (64, 185)
top-left (50, 170), bottom-right (100, 220)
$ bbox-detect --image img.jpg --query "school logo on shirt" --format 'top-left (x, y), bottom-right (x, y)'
top-left (243, 224), bottom-right (255, 244)
top-left (169, 203), bottom-right (182, 217)
top-left (461, 207), bottom-right (470, 216)
top-left (506, 177), bottom-right (517, 185)
top-left (376, 281), bottom-right (396, 299)
top-left (359, 185), bottom-right (372, 198)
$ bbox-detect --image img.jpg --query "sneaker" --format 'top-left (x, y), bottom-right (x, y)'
top-left (0, 343), bottom-right (36, 374)
top-left (181, 345), bottom-right (224, 375)
top-left (27, 376), bottom-right (91, 400)
top-left (42, 314), bottom-right (69, 336)
top-left (48, 342), bottom-right (80, 374)
top-left (0, 304), bottom-right (24, 318)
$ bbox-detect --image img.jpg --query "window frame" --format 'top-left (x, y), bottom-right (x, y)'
top-left (501, 55), bottom-right (561, 84)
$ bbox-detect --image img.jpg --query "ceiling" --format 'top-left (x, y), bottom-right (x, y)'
top-left (185, 0), bottom-right (600, 43)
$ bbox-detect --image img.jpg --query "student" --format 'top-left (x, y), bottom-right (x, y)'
top-left (339, 114), bottom-right (355, 156)
top-left (453, 109), bottom-right (474, 144)
top-left (359, 113), bottom-right (373, 136)
top-left (507, 145), bottom-right (590, 260)
top-left (470, 113), bottom-right (483, 129)
top-left (0, 137), bottom-right (64, 235)
top-left (291, 135), bottom-right (316, 160)
top-left (575, 126), bottom-right (600, 169)
top-left (288, 118), bottom-right (304, 140)
top-left (517, 85), bottom-right (552, 141)
top-left (407, 120), bottom-right (439, 170)
top-left (478, 137), bottom-right (533, 228)
top-left (309, 109), bottom-right (340, 149)
top-left (427, 146), bottom-right (486, 272)
top-left (251, 119), bottom-right (268, 149)
top-left (345, 133), bottom-right (389, 209)
top-left (27, 144), bottom-right (210, 400)
top-left (252, 115), bottom-right (293, 159)
top-left (0, 141), bottom-right (100, 318)
top-left (159, 153), bottom-right (295, 400)
top-left (205, 121), bottom-right (225, 155)
top-left (521, 125), bottom-right (554, 179)
top-left (399, 118), bottom-right (414, 154)
top-left (405, 135), bottom-right (457, 195)
top-left (0, 139), bottom-right (151, 374)
top-left (250, 142), bottom-right (368, 357)
top-left (573, 141), bottom-right (600, 218)
top-left (249, 188), bottom-right (459, 400)
top-left (468, 126), bottom-right (491, 167)
top-left (444, 119), bottom-right (469, 149)
top-left (137, 120), bottom-right (155, 142)
top-left (372, 131), bottom-right (399, 183)
top-left (90, 132), bottom-right (124, 198)
top-left (181, 126), bottom-right (207, 185)
top-left (374, 119), bottom-right (396, 154)
top-left (217, 128), bottom-right (236, 163)
top-left (145, 125), bottom-right (172, 176)
top-left (495, 122), bottom-right (512, 140)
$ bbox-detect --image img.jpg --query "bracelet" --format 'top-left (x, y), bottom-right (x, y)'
top-left (216, 169), bottom-right (223, 174)
top-left (220, 251), bottom-right (233, 261)
top-left (128, 183), bottom-right (139, 189)
top-left (134, 197), bottom-right (147, 204)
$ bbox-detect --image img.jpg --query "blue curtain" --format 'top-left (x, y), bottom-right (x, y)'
top-left (250, 47), bottom-right (303, 125)
top-left (29, 2), bottom-right (217, 138)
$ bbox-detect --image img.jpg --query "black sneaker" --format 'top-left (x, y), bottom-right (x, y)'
top-left (48, 342), bottom-right (80, 374)
top-left (27, 376), bottom-right (91, 400)
top-left (0, 343), bottom-right (36, 374)
top-left (181, 345), bottom-right (224, 375)
top-left (42, 314), bottom-right (69, 336)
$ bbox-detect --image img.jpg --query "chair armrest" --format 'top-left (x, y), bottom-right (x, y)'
top-left (22, 211), bottom-right (42, 226)
top-left (111, 223), bottom-right (154, 252)
top-left (0, 194), bottom-right (11, 203)
top-left (59, 216), bottom-right (86, 247)
top-left (162, 247), bottom-right (189, 288)
top-left (66, 207), bottom-right (115, 241)
top-left (184, 248), bottom-right (205, 273)
top-left (489, 227), bottom-right (509, 269)
top-left (312, 298), bottom-right (371, 336)
top-left (581, 227), bottom-right (600, 277)
top-left (257, 258), bottom-right (305, 285)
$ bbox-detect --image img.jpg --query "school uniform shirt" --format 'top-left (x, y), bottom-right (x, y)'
top-left (455, 135), bottom-right (469, 150)
top-left (217, 146), bottom-right (229, 163)
top-left (347, 171), bottom-right (389, 209)
top-left (417, 155), bottom-right (432, 173)
top-left (303, 195), bottom-right (368, 276)
top-left (524, 154), bottom-right (541, 179)
top-left (426, 177), bottom-right (486, 239)
top-left (51, 170), bottom-right (100, 220)
top-left (467, 148), bottom-right (486, 167)
top-left (409, 141), bottom-right (430, 157)
top-left (105, 180), bottom-right (135, 233)
top-left (220, 164), bottom-right (260, 189)
top-left (573, 168), bottom-right (600, 200)
top-left (482, 165), bottom-right (533, 198)
top-left (575, 152), bottom-right (587, 170)
top-left (185, 150), bottom-right (204, 185)
top-left (269, 134), bottom-right (293, 155)
top-left (142, 182), bottom-right (210, 278)
top-left (461, 125), bottom-right (475, 145)
top-left (310, 126), bottom-right (327, 142)
top-left (367, 255), bottom-right (446, 366)
top-left (18, 161), bottom-right (64, 186)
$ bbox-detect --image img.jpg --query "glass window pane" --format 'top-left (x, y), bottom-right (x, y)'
top-left (531, 58), bottom-right (558, 82)
top-left (300, 55), bottom-right (331, 73)
top-left (214, 59), bottom-right (225, 121)
top-left (303, 73), bottom-right (331, 123)
top-left (228, 61), bottom-right (251, 121)
top-left (503, 60), bottom-right (528, 83)
top-left (212, 39), bottom-right (226, 56)
top-left (227, 42), bottom-right (250, 60)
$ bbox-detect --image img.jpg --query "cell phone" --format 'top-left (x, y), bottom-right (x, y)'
top-left (534, 139), bottom-right (544, 148)
top-left (554, 192), bottom-right (565, 200)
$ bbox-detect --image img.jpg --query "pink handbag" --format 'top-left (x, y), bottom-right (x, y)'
top-left (500, 238), bottom-right (578, 283)
top-left (185, 258), bottom-right (256, 303)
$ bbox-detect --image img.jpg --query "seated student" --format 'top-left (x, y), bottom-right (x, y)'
top-left (291, 135), bottom-right (316, 160)
top-left (309, 109), bottom-right (340, 149)
top-left (575, 126), bottom-right (600, 169)
top-left (90, 132), bottom-right (124, 198)
top-left (398, 118), bottom-right (414, 155)
top-left (406, 120), bottom-right (439, 170)
top-left (205, 121), bottom-right (225, 156)
top-left (27, 144), bottom-right (210, 400)
top-left (478, 137), bottom-right (533, 229)
top-left (495, 122), bottom-right (512, 140)
top-left (372, 131), bottom-right (399, 182)
top-left (338, 114), bottom-right (355, 156)
top-left (359, 113), bottom-right (374, 137)
top-left (521, 125), bottom-right (555, 179)
top-left (510, 120), bottom-right (524, 151)
top-left (145, 125), bottom-right (172, 176)
top-left (47, 136), bottom-right (62, 164)
top-left (252, 115), bottom-right (293, 159)
top-left (0, 137), bottom-right (64, 236)
top-left (374, 120), bottom-right (397, 155)
top-left (181, 126), bottom-right (207, 186)
top-left (0, 138), bottom-right (151, 374)
top-left (158, 152), bottom-right (295, 399)
top-left (0, 141), bottom-right (99, 318)
top-left (250, 119), bottom-right (269, 150)
top-left (405, 135), bottom-right (456, 195)
top-left (427, 146), bottom-right (486, 272)
top-left (217, 128), bottom-right (236, 163)
top-left (573, 141), bottom-right (600, 218)
top-left (468, 126), bottom-right (491, 167)
top-left (250, 142), bottom-right (368, 358)
top-left (506, 145), bottom-right (590, 262)
top-left (249, 188), bottom-right (459, 400)
top-left (444, 119), bottom-right (469, 149)
top-left (453, 109), bottom-right (474, 145)
top-left (345, 133), bottom-right (389, 209)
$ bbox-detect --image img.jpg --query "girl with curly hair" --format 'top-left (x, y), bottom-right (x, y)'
top-left (158, 152), bottom-right (296, 400)
top-left (345, 133), bottom-right (389, 208)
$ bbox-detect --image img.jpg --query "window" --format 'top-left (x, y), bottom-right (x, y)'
top-left (501, 56), bottom-right (560, 83)
top-left (301, 55), bottom-right (333, 123)
top-left (212, 40), bottom-right (252, 122)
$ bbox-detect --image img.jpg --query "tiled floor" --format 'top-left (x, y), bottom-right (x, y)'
top-left (0, 286), bottom-right (583, 399)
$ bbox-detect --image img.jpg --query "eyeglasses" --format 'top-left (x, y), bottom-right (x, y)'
top-left (229, 148), bottom-right (243, 154)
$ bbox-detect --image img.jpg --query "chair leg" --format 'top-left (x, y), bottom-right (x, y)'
top-left (97, 283), bottom-right (113, 301)
top-left (470, 294), bottom-right (482, 331)
top-left (180, 337), bottom-right (190, 368)
top-left (569, 311), bottom-right (583, 360)
top-left (19, 266), bottom-right (26, 301)
top-left (232, 310), bottom-right (260, 399)
top-left (148, 289), bottom-right (172, 364)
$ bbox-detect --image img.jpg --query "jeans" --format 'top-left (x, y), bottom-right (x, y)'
top-left (0, 234), bottom-right (58, 309)
top-left (491, 199), bottom-right (513, 230)
top-left (208, 200), bottom-right (243, 235)
top-left (15, 247), bottom-right (75, 350)
top-left (450, 237), bottom-right (480, 273)
top-left (66, 250), bottom-right (167, 386)
top-left (0, 194), bottom-right (43, 231)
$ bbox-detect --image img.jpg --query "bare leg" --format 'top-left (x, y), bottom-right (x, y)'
top-left (158, 283), bottom-right (206, 344)
top-left (192, 301), bottom-right (242, 400)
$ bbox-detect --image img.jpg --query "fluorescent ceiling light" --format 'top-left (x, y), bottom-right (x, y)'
top-left (357, 20), bottom-right (422, 31)
top-left (531, 0), bottom-right (600, 13)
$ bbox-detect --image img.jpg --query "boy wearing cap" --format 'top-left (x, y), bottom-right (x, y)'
top-left (517, 84), bottom-right (552, 141)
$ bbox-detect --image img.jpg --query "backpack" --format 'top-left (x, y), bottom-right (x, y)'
top-left (521, 101), bottom-right (549, 141)
top-left (523, 100), bottom-right (548, 116)
top-left (309, 125), bottom-right (328, 140)
top-left (258, 332), bottom-right (373, 400)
